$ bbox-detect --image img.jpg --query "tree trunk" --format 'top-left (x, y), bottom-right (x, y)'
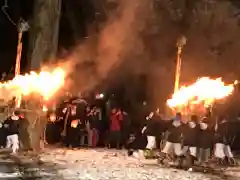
top-left (28, 0), bottom-right (61, 70)
top-left (24, 0), bottom-right (61, 152)
top-left (19, 108), bottom-right (47, 153)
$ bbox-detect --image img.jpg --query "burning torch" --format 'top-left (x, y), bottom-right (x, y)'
top-left (15, 19), bottom-right (29, 107)
top-left (174, 36), bottom-right (187, 93)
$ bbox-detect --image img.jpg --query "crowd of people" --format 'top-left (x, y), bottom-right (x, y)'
top-left (128, 110), bottom-right (240, 169)
top-left (45, 92), bottom-right (131, 150)
top-left (0, 92), bottom-right (239, 171)
top-left (44, 92), bottom-right (240, 169)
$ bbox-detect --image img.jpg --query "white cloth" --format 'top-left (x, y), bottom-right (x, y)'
top-left (214, 143), bottom-right (234, 159)
top-left (200, 122), bottom-right (208, 130)
top-left (172, 120), bottom-right (181, 127)
top-left (146, 136), bottom-right (156, 149)
top-left (11, 115), bottom-right (19, 121)
top-left (133, 150), bottom-right (145, 159)
top-left (162, 141), bottom-right (182, 156)
top-left (225, 145), bottom-right (234, 158)
top-left (6, 134), bottom-right (19, 153)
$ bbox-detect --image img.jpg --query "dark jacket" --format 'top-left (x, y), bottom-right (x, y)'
top-left (166, 120), bottom-right (183, 143)
top-left (144, 114), bottom-right (164, 137)
top-left (232, 120), bottom-right (240, 150)
top-left (145, 120), bottom-right (159, 136)
top-left (0, 124), bottom-right (7, 146)
top-left (127, 130), bottom-right (147, 150)
top-left (3, 117), bottom-right (20, 136)
top-left (215, 120), bottom-right (235, 145)
top-left (87, 113), bottom-right (99, 129)
top-left (182, 122), bottom-right (200, 147)
top-left (198, 122), bottom-right (214, 149)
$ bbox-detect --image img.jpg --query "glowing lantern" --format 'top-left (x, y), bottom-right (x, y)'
top-left (71, 120), bottom-right (79, 128)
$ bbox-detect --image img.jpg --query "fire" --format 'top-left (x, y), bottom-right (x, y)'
top-left (167, 77), bottom-right (235, 109)
top-left (71, 120), bottom-right (79, 128)
top-left (42, 105), bottom-right (48, 112)
top-left (0, 67), bottom-right (66, 102)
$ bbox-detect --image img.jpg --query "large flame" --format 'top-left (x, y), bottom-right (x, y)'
top-left (167, 77), bottom-right (235, 110)
top-left (0, 67), bottom-right (65, 102)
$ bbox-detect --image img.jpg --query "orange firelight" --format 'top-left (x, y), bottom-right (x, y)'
top-left (167, 77), bottom-right (235, 111)
top-left (71, 120), bottom-right (79, 128)
top-left (0, 67), bottom-right (66, 102)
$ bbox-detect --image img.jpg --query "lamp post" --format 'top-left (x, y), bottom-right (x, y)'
top-left (174, 36), bottom-right (187, 93)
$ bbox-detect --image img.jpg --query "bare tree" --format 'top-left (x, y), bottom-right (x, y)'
top-left (24, 0), bottom-right (61, 153)
top-left (28, 0), bottom-right (61, 70)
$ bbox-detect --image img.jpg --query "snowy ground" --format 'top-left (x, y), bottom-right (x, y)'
top-left (0, 148), bottom-right (239, 180)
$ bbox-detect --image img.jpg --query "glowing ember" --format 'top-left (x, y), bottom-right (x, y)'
top-left (42, 105), bottom-right (48, 112)
top-left (167, 77), bottom-right (235, 109)
top-left (71, 120), bottom-right (79, 128)
top-left (0, 67), bottom-right (65, 101)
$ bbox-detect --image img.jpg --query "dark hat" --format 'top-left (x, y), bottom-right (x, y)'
top-left (14, 110), bottom-right (21, 116)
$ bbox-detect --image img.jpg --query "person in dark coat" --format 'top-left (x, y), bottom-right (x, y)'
top-left (120, 111), bottom-right (131, 148)
top-left (231, 115), bottom-right (240, 151)
top-left (45, 113), bottom-right (61, 144)
top-left (158, 112), bottom-right (184, 164)
top-left (197, 116), bottom-right (214, 165)
top-left (142, 110), bottom-right (162, 157)
top-left (214, 116), bottom-right (236, 165)
top-left (126, 129), bottom-right (147, 158)
top-left (182, 115), bottom-right (200, 166)
top-left (86, 106), bottom-right (100, 147)
top-left (3, 111), bottom-right (21, 154)
top-left (63, 95), bottom-right (88, 148)
top-left (0, 122), bottom-right (6, 148)
top-left (142, 112), bottom-right (157, 150)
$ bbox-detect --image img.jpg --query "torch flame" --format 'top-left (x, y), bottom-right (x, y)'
top-left (0, 67), bottom-right (66, 102)
top-left (167, 77), bottom-right (235, 109)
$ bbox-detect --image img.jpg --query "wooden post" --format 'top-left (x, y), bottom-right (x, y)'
top-left (174, 46), bottom-right (182, 93)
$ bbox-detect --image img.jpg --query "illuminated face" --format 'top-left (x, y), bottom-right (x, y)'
top-left (200, 122), bottom-right (208, 130)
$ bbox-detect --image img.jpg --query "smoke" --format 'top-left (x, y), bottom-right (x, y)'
top-left (58, 0), bottom-right (240, 110)
top-left (62, 0), bottom-right (152, 94)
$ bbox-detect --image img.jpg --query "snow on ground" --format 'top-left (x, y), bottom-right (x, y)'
top-left (39, 148), bottom-right (240, 180)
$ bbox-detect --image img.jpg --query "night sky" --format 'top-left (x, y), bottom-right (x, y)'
top-left (0, 0), bottom-right (94, 75)
top-left (0, 0), bottom-right (22, 74)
